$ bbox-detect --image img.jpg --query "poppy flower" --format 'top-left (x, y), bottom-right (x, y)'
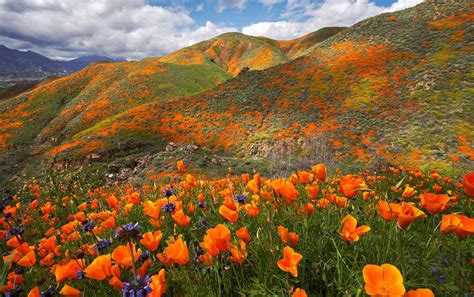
top-left (177, 160), bottom-right (185, 172)
top-left (397, 203), bottom-right (426, 230)
top-left (52, 260), bottom-right (84, 283)
top-left (229, 240), bottom-right (247, 264)
top-left (307, 185), bottom-right (319, 201)
top-left (149, 269), bottom-right (166, 297)
top-left (243, 204), bottom-right (259, 217)
top-left (339, 175), bottom-right (365, 199)
top-left (109, 276), bottom-right (124, 290)
top-left (377, 201), bottom-right (402, 221)
top-left (402, 185), bottom-right (417, 199)
top-left (236, 227), bottom-right (251, 244)
top-left (462, 172), bottom-right (474, 197)
top-left (59, 284), bottom-right (81, 296)
top-left (317, 198), bottom-right (329, 209)
top-left (440, 214), bottom-right (474, 238)
top-left (311, 163), bottom-right (327, 181)
top-left (277, 246), bottom-right (302, 277)
top-left (292, 288), bottom-right (308, 297)
top-left (198, 253), bottom-right (213, 266)
top-left (163, 236), bottom-right (189, 266)
top-left (404, 288), bottom-right (434, 297)
top-left (84, 254), bottom-right (112, 280)
top-left (294, 171), bottom-right (312, 184)
top-left (268, 179), bottom-right (299, 204)
top-left (200, 224), bottom-right (231, 257)
top-left (140, 231), bottom-right (162, 252)
top-left (419, 193), bottom-right (452, 214)
top-left (171, 209), bottom-right (191, 227)
top-left (339, 215), bottom-right (371, 242)
top-left (219, 205), bottom-right (239, 223)
top-left (112, 243), bottom-right (141, 268)
top-left (17, 250), bottom-right (36, 267)
top-left (28, 287), bottom-right (40, 297)
top-left (363, 263), bottom-right (405, 296)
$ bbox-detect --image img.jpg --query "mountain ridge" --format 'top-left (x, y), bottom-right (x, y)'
top-left (0, 44), bottom-right (124, 80)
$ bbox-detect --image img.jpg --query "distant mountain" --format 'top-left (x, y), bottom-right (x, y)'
top-left (0, 45), bottom-right (123, 80)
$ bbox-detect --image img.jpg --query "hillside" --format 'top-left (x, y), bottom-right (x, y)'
top-left (1, 1), bottom-right (473, 184)
top-left (48, 1), bottom-right (472, 169)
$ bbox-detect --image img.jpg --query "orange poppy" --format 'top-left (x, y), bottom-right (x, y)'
top-left (377, 201), bottom-right (402, 221)
top-left (402, 185), bottom-right (417, 199)
top-left (219, 205), bottom-right (239, 223)
top-left (295, 171), bottom-right (312, 184)
top-left (198, 253), bottom-right (213, 266)
top-left (84, 254), bottom-right (112, 280)
top-left (109, 276), bottom-right (125, 290)
top-left (17, 250), bottom-right (36, 267)
top-left (363, 263), bottom-right (405, 296)
top-left (277, 246), bottom-right (302, 277)
top-left (292, 288), bottom-right (308, 297)
top-left (229, 240), bottom-right (247, 264)
top-left (397, 203), bottom-right (426, 230)
top-left (172, 209), bottom-right (191, 227)
top-left (462, 172), bottom-right (474, 197)
top-left (339, 175), bottom-right (365, 199)
top-left (311, 163), bottom-right (327, 181)
top-left (140, 231), bottom-right (163, 252)
top-left (268, 178), bottom-right (299, 204)
top-left (419, 193), bottom-right (452, 214)
top-left (307, 185), bottom-right (319, 201)
top-left (52, 260), bottom-right (84, 283)
top-left (200, 224), bottom-right (231, 257)
top-left (28, 287), bottom-right (40, 297)
top-left (339, 215), bottom-right (371, 242)
top-left (59, 284), bottom-right (81, 297)
top-left (236, 227), bottom-right (251, 244)
top-left (440, 214), bottom-right (474, 238)
top-left (404, 288), bottom-right (434, 297)
top-left (317, 198), bottom-right (329, 209)
top-left (163, 236), bottom-right (189, 266)
top-left (149, 269), bottom-right (166, 297)
top-left (112, 243), bottom-right (141, 268)
top-left (177, 160), bottom-right (185, 172)
top-left (243, 204), bottom-right (259, 217)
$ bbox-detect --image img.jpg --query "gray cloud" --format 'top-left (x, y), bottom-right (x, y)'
top-left (217, 0), bottom-right (246, 12)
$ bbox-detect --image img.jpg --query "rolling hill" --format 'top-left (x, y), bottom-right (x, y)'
top-left (0, 0), bottom-right (472, 184)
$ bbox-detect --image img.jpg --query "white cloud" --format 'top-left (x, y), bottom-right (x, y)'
top-left (217, 0), bottom-right (246, 12)
top-left (258, 0), bottom-right (284, 8)
top-left (0, 0), bottom-right (236, 60)
top-left (243, 0), bottom-right (423, 40)
top-left (383, 0), bottom-right (423, 12)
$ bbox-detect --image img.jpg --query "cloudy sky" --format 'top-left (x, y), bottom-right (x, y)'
top-left (0, 0), bottom-right (422, 60)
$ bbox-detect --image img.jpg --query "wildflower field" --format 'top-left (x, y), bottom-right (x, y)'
top-left (1, 162), bottom-right (473, 296)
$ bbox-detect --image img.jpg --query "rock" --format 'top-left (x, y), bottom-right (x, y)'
top-left (165, 142), bottom-right (178, 152)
